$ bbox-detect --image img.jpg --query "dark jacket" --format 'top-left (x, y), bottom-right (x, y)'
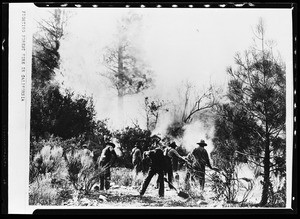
top-left (131, 147), bottom-right (142, 165)
top-left (144, 148), bottom-right (165, 172)
top-left (164, 146), bottom-right (185, 161)
top-left (99, 145), bottom-right (117, 166)
top-left (189, 146), bottom-right (212, 171)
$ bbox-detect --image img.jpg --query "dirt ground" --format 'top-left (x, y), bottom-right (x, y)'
top-left (62, 177), bottom-right (230, 208)
top-left (59, 167), bottom-right (265, 208)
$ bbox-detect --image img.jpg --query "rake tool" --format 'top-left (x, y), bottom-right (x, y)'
top-left (163, 177), bottom-right (189, 199)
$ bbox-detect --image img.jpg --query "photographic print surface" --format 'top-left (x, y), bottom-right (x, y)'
top-left (8, 3), bottom-right (294, 213)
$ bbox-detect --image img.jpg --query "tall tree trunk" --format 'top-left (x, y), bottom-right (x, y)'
top-left (117, 45), bottom-right (125, 128)
top-left (260, 129), bottom-right (271, 206)
top-left (117, 94), bottom-right (124, 128)
top-left (146, 113), bottom-right (150, 131)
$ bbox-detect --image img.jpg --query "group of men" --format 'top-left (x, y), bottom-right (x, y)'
top-left (131, 136), bottom-right (218, 198)
top-left (87, 135), bottom-right (218, 198)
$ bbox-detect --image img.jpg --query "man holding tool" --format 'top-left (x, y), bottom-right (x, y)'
top-left (185, 139), bottom-right (219, 190)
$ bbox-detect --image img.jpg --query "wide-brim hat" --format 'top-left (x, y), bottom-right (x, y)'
top-left (197, 139), bottom-right (207, 146)
top-left (151, 134), bottom-right (161, 142)
top-left (169, 141), bottom-right (177, 149)
top-left (106, 142), bottom-right (116, 148)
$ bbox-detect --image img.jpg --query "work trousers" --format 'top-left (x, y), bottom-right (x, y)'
top-left (164, 157), bottom-right (174, 188)
top-left (184, 169), bottom-right (205, 190)
top-left (133, 160), bottom-right (142, 176)
top-left (140, 168), bottom-right (164, 197)
top-left (99, 162), bottom-right (111, 190)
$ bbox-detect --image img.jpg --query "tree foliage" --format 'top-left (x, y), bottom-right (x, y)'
top-left (32, 9), bottom-right (68, 86)
top-left (144, 97), bottom-right (168, 131)
top-left (173, 80), bottom-right (221, 124)
top-left (211, 103), bottom-right (259, 203)
top-left (225, 18), bottom-right (286, 206)
top-left (31, 9), bottom-right (98, 145)
top-left (114, 125), bottom-right (152, 167)
top-left (101, 12), bottom-right (154, 97)
top-left (31, 82), bottom-right (96, 141)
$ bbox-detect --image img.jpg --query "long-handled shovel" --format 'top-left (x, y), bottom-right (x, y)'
top-left (163, 177), bottom-right (189, 199)
top-left (185, 160), bottom-right (220, 176)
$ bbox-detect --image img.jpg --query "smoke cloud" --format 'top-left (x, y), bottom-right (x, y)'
top-left (150, 111), bottom-right (173, 137)
top-left (177, 119), bottom-right (215, 155)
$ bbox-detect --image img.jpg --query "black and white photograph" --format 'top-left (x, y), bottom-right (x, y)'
top-left (7, 3), bottom-right (295, 214)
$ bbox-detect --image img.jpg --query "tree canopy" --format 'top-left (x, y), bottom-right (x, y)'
top-left (223, 19), bottom-right (286, 206)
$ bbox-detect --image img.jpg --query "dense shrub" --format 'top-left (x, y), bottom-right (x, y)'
top-left (114, 126), bottom-right (152, 168)
top-left (268, 176), bottom-right (286, 207)
top-left (65, 149), bottom-right (107, 194)
top-left (210, 165), bottom-right (254, 204)
top-left (31, 83), bottom-right (97, 141)
top-left (65, 151), bottom-right (83, 190)
top-left (29, 175), bottom-right (61, 205)
top-left (30, 140), bottom-right (68, 184)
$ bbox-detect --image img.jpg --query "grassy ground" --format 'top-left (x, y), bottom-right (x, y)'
top-left (29, 145), bottom-right (285, 208)
top-left (58, 167), bottom-right (259, 208)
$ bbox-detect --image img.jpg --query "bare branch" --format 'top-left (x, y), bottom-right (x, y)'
top-left (183, 85), bottom-right (218, 123)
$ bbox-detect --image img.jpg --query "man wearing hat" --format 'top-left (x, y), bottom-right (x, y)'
top-left (141, 134), bottom-right (162, 174)
top-left (164, 141), bottom-right (187, 188)
top-left (80, 142), bottom-right (94, 169)
top-left (185, 139), bottom-right (218, 190)
top-left (82, 142), bottom-right (93, 157)
top-left (98, 142), bottom-right (118, 190)
top-left (139, 147), bottom-right (165, 197)
top-left (150, 134), bottom-right (162, 149)
top-left (131, 141), bottom-right (143, 177)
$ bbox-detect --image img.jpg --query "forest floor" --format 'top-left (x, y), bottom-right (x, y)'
top-left (63, 183), bottom-right (221, 208)
top-left (61, 168), bottom-right (261, 208)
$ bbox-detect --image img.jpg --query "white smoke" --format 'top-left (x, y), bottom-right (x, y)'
top-left (150, 111), bottom-right (173, 138)
top-left (178, 119), bottom-right (215, 155)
